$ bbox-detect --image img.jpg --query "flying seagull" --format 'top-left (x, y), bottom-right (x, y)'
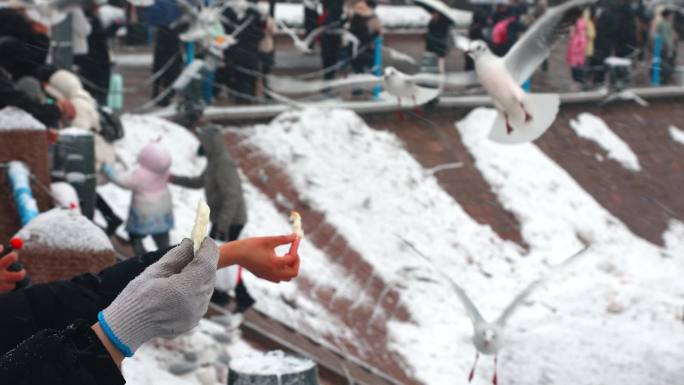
top-left (267, 67), bottom-right (479, 108)
top-left (454, 0), bottom-right (597, 144)
top-left (277, 20), bottom-right (330, 53)
top-left (339, 32), bottom-right (417, 65)
top-left (449, 245), bottom-right (590, 384)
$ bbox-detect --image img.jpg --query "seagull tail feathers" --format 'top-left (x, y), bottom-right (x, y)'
top-left (488, 93), bottom-right (560, 144)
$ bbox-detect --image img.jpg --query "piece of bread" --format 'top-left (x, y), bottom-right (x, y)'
top-left (290, 211), bottom-right (303, 238)
top-left (191, 200), bottom-right (211, 254)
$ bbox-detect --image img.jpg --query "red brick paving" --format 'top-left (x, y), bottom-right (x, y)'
top-left (365, 111), bottom-right (529, 248)
top-left (537, 99), bottom-right (684, 246)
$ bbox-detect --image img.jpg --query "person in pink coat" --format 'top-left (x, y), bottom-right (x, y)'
top-left (102, 141), bottom-right (174, 255)
top-left (567, 13), bottom-right (588, 85)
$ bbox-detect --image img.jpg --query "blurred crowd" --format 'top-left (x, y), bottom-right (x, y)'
top-left (456, 0), bottom-right (682, 87)
top-left (0, 0), bottom-right (681, 116)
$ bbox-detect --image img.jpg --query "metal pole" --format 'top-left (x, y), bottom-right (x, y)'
top-left (7, 162), bottom-right (39, 226)
top-left (372, 35), bottom-right (383, 100)
top-left (652, 35), bottom-right (662, 86)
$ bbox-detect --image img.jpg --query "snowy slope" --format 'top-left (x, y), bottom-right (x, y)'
top-left (569, 113), bottom-right (641, 171)
top-left (101, 114), bottom-right (357, 384)
top-left (669, 125), bottom-right (684, 145)
top-left (243, 107), bottom-right (684, 385)
top-left (105, 109), bottom-right (683, 385)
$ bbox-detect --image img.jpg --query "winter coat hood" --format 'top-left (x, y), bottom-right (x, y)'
top-left (138, 141), bottom-right (172, 175)
top-left (45, 70), bottom-right (84, 100)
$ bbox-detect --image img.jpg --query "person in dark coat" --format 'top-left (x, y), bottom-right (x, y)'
top-left (303, 0), bottom-right (319, 50)
top-left (0, 233), bottom-right (301, 383)
top-left (591, 6), bottom-right (617, 85)
top-left (142, 0), bottom-right (184, 107)
top-left (348, 0), bottom-right (382, 75)
top-left (74, 6), bottom-right (112, 106)
top-left (614, 0), bottom-right (638, 58)
top-left (0, 239), bottom-right (220, 384)
top-left (423, 11), bottom-right (451, 72)
top-left (232, 6), bottom-right (265, 104)
top-left (0, 37), bottom-right (62, 127)
top-left (466, 9), bottom-right (488, 71)
top-left (319, 0), bottom-right (344, 81)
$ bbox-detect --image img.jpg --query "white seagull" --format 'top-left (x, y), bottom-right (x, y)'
top-left (455, 0), bottom-right (597, 144)
top-left (277, 20), bottom-right (329, 53)
top-left (449, 246), bottom-right (590, 384)
top-left (267, 67), bottom-right (479, 108)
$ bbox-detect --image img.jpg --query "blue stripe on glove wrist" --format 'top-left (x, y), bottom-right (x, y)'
top-left (97, 311), bottom-right (134, 357)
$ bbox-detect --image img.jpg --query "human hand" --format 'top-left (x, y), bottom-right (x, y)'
top-left (219, 234), bottom-right (300, 283)
top-left (98, 238), bottom-right (218, 357)
top-left (0, 248), bottom-right (27, 293)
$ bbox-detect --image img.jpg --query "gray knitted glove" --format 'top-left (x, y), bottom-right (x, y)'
top-left (97, 238), bottom-right (218, 357)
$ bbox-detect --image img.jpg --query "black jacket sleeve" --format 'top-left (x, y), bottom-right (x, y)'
top-left (0, 320), bottom-right (124, 385)
top-left (0, 247), bottom-right (171, 355)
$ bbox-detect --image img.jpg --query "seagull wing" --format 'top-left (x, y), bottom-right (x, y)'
top-left (302, 24), bottom-right (334, 47)
top-left (231, 15), bottom-right (254, 38)
top-left (331, 29), bottom-right (360, 58)
top-left (452, 33), bottom-right (472, 52)
top-left (384, 47), bottom-right (416, 65)
top-left (496, 245), bottom-right (591, 326)
top-left (267, 74), bottom-right (382, 94)
top-left (277, 19), bottom-right (302, 45)
top-left (412, 0), bottom-right (473, 27)
top-left (447, 278), bottom-right (485, 325)
top-left (177, 0), bottom-right (200, 20)
top-left (410, 71), bottom-right (480, 87)
top-left (504, 0), bottom-right (597, 84)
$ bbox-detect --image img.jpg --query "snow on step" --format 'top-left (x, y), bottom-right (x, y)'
top-left (669, 125), bottom-right (684, 145)
top-left (240, 181), bottom-right (359, 340)
top-left (0, 106), bottom-right (45, 130)
top-left (100, 113), bottom-right (352, 360)
top-left (569, 113), bottom-right (641, 171)
top-left (245, 108), bottom-right (567, 384)
top-left (275, 3), bottom-right (430, 29)
top-left (456, 107), bottom-right (684, 385)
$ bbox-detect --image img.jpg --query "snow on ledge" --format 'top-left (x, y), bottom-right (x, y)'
top-left (0, 106), bottom-right (45, 131)
top-left (275, 3), bottom-right (430, 28)
top-left (16, 208), bottom-right (113, 252)
top-left (229, 350), bottom-right (315, 375)
top-left (669, 126), bottom-right (684, 145)
top-left (569, 113), bottom-right (641, 171)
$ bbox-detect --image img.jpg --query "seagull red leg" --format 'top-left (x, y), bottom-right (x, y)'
top-left (492, 355), bottom-right (498, 385)
top-left (504, 113), bottom-right (513, 134)
top-left (468, 352), bottom-right (479, 382)
top-left (520, 102), bottom-right (532, 123)
top-left (396, 97), bottom-right (405, 120)
top-left (412, 95), bottom-right (423, 116)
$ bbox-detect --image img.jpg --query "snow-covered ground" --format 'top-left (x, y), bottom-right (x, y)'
top-left (569, 113), bottom-right (641, 171)
top-left (99, 114), bottom-right (359, 384)
top-left (275, 3), bottom-right (430, 29)
top-left (244, 108), bottom-right (684, 385)
top-left (102, 109), bottom-right (683, 385)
